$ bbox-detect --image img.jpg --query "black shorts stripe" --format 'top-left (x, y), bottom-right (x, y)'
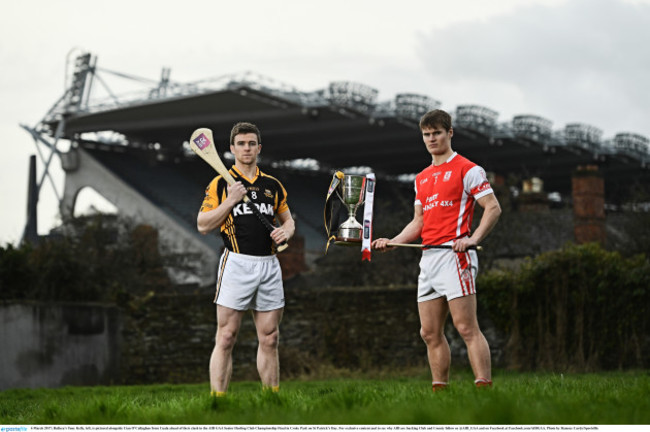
top-left (214, 249), bottom-right (230, 303)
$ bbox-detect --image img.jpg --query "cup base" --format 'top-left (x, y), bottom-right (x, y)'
top-left (335, 236), bottom-right (362, 243)
top-left (336, 226), bottom-right (362, 243)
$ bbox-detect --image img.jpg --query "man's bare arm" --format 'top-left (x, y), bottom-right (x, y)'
top-left (197, 182), bottom-right (247, 235)
top-left (372, 205), bottom-right (424, 251)
top-left (271, 210), bottom-right (295, 245)
top-left (453, 193), bottom-right (501, 252)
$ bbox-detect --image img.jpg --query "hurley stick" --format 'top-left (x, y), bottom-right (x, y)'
top-left (387, 243), bottom-right (483, 251)
top-left (335, 240), bottom-right (482, 251)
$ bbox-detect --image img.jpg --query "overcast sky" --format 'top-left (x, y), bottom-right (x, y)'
top-left (1, 0), bottom-right (649, 245)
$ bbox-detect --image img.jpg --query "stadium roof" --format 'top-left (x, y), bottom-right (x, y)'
top-left (37, 53), bottom-right (650, 201)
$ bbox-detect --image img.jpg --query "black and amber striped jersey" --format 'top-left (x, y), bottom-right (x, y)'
top-left (200, 166), bottom-right (290, 256)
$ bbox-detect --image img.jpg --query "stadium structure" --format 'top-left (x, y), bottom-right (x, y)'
top-left (21, 52), bottom-right (650, 285)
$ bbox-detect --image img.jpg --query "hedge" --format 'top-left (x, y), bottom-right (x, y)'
top-left (479, 242), bottom-right (649, 371)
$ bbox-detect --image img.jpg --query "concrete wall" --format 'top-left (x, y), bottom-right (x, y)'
top-left (0, 301), bottom-right (121, 390)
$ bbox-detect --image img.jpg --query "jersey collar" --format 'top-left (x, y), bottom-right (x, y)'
top-left (432, 151), bottom-right (457, 167)
top-left (231, 166), bottom-right (260, 183)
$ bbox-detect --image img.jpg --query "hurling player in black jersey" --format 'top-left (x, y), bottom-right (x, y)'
top-left (197, 122), bottom-right (295, 397)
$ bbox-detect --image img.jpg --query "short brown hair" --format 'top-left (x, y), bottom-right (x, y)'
top-left (419, 109), bottom-right (452, 131)
top-left (230, 122), bottom-right (261, 146)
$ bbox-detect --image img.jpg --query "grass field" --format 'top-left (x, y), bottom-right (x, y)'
top-left (1, 370), bottom-right (648, 425)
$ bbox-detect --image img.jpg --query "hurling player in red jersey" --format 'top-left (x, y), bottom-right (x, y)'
top-left (373, 109), bottom-right (501, 391)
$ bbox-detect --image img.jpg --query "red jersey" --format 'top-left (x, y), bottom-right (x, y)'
top-left (414, 152), bottom-right (493, 245)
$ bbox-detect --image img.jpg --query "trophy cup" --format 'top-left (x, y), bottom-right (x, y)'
top-left (335, 174), bottom-right (367, 243)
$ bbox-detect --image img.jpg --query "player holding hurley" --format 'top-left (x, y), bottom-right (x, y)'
top-left (197, 122), bottom-right (295, 397)
top-left (372, 109), bottom-right (501, 391)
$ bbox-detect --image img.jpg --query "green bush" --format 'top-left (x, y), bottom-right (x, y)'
top-left (479, 242), bottom-right (649, 371)
top-left (0, 216), bottom-right (170, 302)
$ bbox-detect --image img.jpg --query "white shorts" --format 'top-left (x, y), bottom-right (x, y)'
top-left (214, 250), bottom-right (285, 311)
top-left (417, 246), bottom-right (479, 302)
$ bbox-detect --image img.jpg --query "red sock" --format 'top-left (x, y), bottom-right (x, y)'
top-left (474, 378), bottom-right (493, 388)
top-left (432, 381), bottom-right (448, 392)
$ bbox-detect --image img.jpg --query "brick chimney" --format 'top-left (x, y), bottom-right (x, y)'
top-left (572, 165), bottom-right (605, 244)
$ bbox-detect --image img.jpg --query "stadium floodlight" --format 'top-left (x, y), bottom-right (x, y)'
top-left (564, 123), bottom-right (603, 152)
top-left (65, 53), bottom-right (93, 113)
top-left (614, 133), bottom-right (650, 159)
top-left (394, 93), bottom-right (441, 123)
top-left (512, 115), bottom-right (553, 143)
top-left (455, 105), bottom-right (499, 134)
top-left (326, 81), bottom-right (378, 113)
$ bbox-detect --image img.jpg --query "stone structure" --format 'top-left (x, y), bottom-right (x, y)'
top-left (1, 283), bottom-right (503, 389)
top-left (118, 284), bottom-right (429, 384)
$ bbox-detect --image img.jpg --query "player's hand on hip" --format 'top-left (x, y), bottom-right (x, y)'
top-left (453, 237), bottom-right (476, 252)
